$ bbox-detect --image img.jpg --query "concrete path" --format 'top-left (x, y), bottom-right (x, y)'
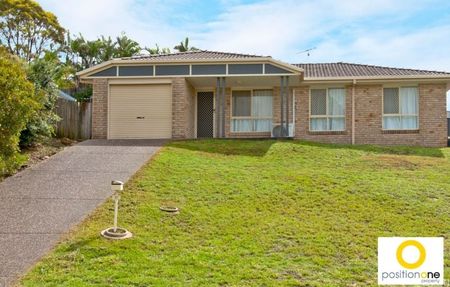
top-left (0, 139), bottom-right (165, 286)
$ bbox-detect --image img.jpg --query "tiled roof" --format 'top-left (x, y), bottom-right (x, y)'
top-left (293, 62), bottom-right (450, 78)
top-left (123, 50), bottom-right (268, 61)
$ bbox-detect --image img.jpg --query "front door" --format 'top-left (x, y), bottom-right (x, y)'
top-left (196, 92), bottom-right (214, 138)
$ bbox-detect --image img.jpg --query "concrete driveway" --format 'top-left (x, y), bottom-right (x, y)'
top-left (0, 139), bottom-right (165, 286)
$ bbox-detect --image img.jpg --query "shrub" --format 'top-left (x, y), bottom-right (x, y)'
top-left (73, 86), bottom-right (93, 101)
top-left (0, 48), bottom-right (41, 175)
top-left (19, 56), bottom-right (61, 147)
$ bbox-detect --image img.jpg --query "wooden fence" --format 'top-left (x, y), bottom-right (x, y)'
top-left (55, 98), bottom-right (92, 139)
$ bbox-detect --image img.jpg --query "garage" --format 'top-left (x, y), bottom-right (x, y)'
top-left (108, 84), bottom-right (172, 139)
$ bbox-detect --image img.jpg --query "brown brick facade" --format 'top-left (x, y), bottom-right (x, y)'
top-left (294, 85), bottom-right (353, 144)
top-left (351, 83), bottom-right (447, 147)
top-left (172, 78), bottom-right (195, 139)
top-left (293, 83), bottom-right (447, 147)
top-left (91, 78), bottom-right (108, 139)
top-left (91, 77), bottom-right (448, 146)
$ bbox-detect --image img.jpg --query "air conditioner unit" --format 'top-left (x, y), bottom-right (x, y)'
top-left (271, 123), bottom-right (294, 138)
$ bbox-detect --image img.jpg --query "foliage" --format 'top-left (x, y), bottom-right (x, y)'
top-left (0, 48), bottom-right (40, 175)
top-left (20, 55), bottom-right (61, 146)
top-left (144, 44), bottom-right (171, 55)
top-left (113, 32), bottom-right (140, 58)
top-left (73, 86), bottom-right (92, 102)
top-left (0, 0), bottom-right (65, 62)
top-left (64, 33), bottom-right (103, 70)
top-left (174, 37), bottom-right (199, 52)
top-left (42, 51), bottom-right (76, 89)
top-left (65, 32), bottom-right (143, 70)
top-left (20, 140), bottom-right (450, 286)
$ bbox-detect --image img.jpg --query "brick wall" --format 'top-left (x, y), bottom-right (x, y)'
top-left (272, 87), bottom-right (294, 125)
top-left (418, 84), bottom-right (448, 147)
top-left (91, 77), bottom-right (447, 146)
top-left (185, 81), bottom-right (196, 138)
top-left (293, 83), bottom-right (447, 147)
top-left (352, 83), bottom-right (447, 146)
top-left (294, 85), bottom-right (352, 144)
top-left (172, 78), bottom-right (195, 139)
top-left (91, 78), bottom-right (108, 139)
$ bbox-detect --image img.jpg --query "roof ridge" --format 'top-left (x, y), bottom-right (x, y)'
top-left (121, 49), bottom-right (269, 60)
top-left (122, 50), bottom-right (203, 60)
top-left (201, 49), bottom-right (270, 58)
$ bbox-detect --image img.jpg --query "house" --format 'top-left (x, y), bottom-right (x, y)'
top-left (77, 50), bottom-right (450, 147)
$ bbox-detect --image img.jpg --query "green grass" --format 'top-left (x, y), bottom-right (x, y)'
top-left (20, 140), bottom-right (450, 286)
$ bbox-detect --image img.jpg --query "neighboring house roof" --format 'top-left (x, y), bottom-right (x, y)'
top-left (293, 62), bottom-right (450, 79)
top-left (58, 90), bottom-right (76, 102)
top-left (447, 111), bottom-right (450, 118)
top-left (123, 50), bottom-right (268, 61)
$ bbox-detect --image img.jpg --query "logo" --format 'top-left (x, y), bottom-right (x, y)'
top-left (378, 237), bottom-right (444, 285)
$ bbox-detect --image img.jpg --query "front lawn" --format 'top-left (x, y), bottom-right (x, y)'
top-left (20, 140), bottom-right (450, 286)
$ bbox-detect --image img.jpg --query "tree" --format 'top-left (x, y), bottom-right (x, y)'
top-left (0, 0), bottom-right (65, 62)
top-left (144, 44), bottom-right (170, 55)
top-left (19, 54), bottom-right (62, 146)
top-left (174, 37), bottom-right (198, 52)
top-left (0, 48), bottom-right (40, 175)
top-left (98, 35), bottom-right (115, 62)
top-left (42, 51), bottom-right (75, 89)
top-left (66, 34), bottom-right (102, 70)
top-left (114, 32), bottom-right (140, 58)
top-left (65, 33), bottom-right (141, 70)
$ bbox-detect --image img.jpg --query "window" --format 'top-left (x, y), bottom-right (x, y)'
top-left (383, 87), bottom-right (418, 130)
top-left (231, 90), bottom-right (273, 132)
top-left (310, 88), bottom-right (346, 131)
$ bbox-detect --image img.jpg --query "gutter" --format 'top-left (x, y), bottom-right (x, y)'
top-left (302, 75), bottom-right (450, 85)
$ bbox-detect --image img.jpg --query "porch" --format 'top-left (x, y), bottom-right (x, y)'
top-left (185, 74), bottom-right (302, 139)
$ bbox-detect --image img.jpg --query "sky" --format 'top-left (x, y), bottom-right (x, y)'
top-left (37, 0), bottom-right (450, 108)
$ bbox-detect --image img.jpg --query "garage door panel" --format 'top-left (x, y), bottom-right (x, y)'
top-left (109, 84), bottom-right (172, 139)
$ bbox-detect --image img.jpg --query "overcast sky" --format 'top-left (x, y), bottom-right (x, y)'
top-left (37, 0), bottom-right (450, 108)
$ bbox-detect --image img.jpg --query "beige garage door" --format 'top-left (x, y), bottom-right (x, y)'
top-left (109, 84), bottom-right (172, 139)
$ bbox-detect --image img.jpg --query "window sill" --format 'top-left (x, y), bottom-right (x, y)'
top-left (230, 131), bottom-right (271, 134)
top-left (382, 129), bottom-right (419, 134)
top-left (308, 130), bottom-right (347, 135)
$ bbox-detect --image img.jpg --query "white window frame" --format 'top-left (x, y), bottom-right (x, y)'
top-left (309, 88), bottom-right (346, 132)
top-left (230, 89), bottom-right (273, 133)
top-left (382, 86), bottom-right (419, 130)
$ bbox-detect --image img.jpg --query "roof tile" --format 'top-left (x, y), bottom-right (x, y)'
top-left (109, 51), bottom-right (450, 78)
top-left (293, 62), bottom-right (450, 78)
top-left (122, 50), bottom-right (268, 61)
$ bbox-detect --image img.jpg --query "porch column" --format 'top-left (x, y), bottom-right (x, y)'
top-left (216, 77), bottom-right (226, 138)
top-left (280, 76), bottom-right (290, 137)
